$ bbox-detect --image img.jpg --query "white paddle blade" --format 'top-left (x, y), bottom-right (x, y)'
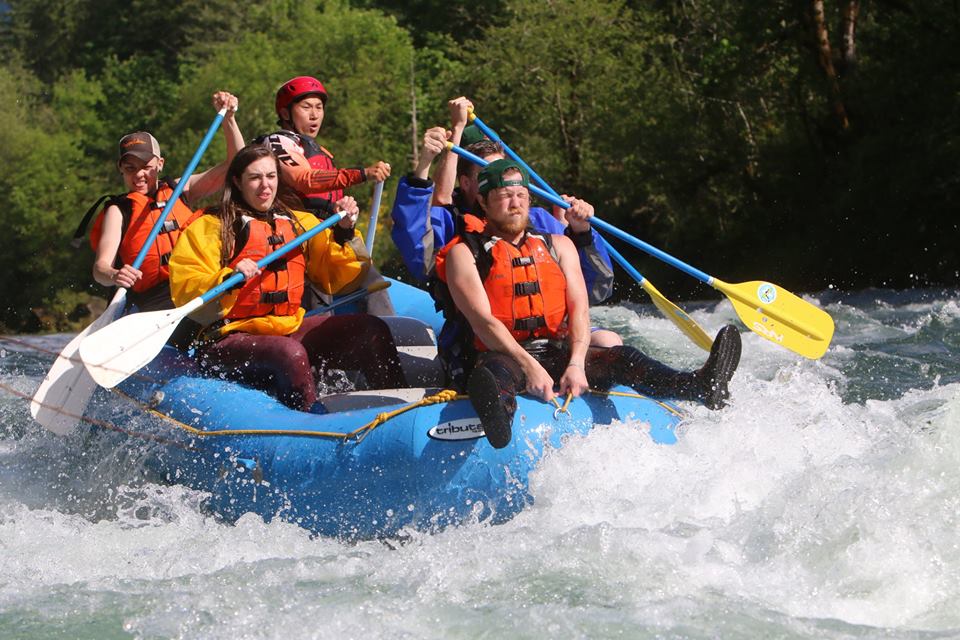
top-left (79, 298), bottom-right (203, 388)
top-left (30, 289), bottom-right (128, 434)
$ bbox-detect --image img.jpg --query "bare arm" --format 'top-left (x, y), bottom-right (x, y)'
top-left (446, 242), bottom-right (556, 402)
top-left (413, 127), bottom-right (448, 180)
top-left (183, 91), bottom-right (243, 202)
top-left (553, 233), bottom-right (591, 397)
top-left (92, 204), bottom-right (142, 288)
top-left (431, 96), bottom-right (473, 206)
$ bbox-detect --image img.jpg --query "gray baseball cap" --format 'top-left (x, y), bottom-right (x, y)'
top-left (118, 131), bottom-right (161, 164)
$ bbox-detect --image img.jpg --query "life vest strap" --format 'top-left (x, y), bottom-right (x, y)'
top-left (161, 219), bottom-right (180, 234)
top-left (264, 258), bottom-right (288, 272)
top-left (267, 234), bottom-right (285, 246)
top-left (261, 291), bottom-right (289, 304)
top-left (512, 256), bottom-right (535, 267)
top-left (514, 316), bottom-right (547, 331)
top-left (159, 252), bottom-right (172, 266)
top-left (514, 281), bottom-right (540, 296)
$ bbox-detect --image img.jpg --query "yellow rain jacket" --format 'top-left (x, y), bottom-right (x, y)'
top-left (168, 210), bottom-right (369, 337)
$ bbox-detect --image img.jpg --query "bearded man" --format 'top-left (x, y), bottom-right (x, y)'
top-left (437, 159), bottom-right (742, 448)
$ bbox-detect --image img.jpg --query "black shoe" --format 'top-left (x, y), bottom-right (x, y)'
top-left (694, 324), bottom-right (742, 409)
top-left (467, 366), bottom-right (515, 449)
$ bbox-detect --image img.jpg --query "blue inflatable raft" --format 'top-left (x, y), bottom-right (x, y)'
top-left (89, 279), bottom-right (684, 539)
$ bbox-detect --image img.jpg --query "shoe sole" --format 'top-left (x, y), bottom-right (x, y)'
top-left (704, 326), bottom-right (742, 409)
top-left (467, 366), bottom-right (514, 449)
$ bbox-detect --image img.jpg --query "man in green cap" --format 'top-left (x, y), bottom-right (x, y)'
top-left (436, 159), bottom-right (743, 448)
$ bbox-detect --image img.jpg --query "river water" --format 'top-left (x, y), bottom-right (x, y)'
top-left (1, 288), bottom-right (958, 639)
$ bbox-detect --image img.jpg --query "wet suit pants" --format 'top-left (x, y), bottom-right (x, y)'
top-left (470, 342), bottom-right (698, 418)
top-left (196, 314), bottom-right (407, 411)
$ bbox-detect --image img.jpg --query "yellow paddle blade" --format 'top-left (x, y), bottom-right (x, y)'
top-left (713, 279), bottom-right (834, 359)
top-left (640, 279), bottom-right (714, 352)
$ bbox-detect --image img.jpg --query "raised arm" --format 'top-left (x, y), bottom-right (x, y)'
top-left (390, 127), bottom-right (457, 280)
top-left (555, 196), bottom-right (614, 304)
top-left (266, 133), bottom-right (366, 196)
top-left (431, 96), bottom-right (473, 206)
top-left (183, 91), bottom-right (243, 202)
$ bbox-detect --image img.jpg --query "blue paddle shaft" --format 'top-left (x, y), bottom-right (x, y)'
top-left (449, 144), bottom-right (565, 208)
top-left (365, 180), bottom-right (385, 254)
top-left (470, 113), bottom-right (562, 200)
top-left (599, 238), bottom-right (646, 285)
top-left (130, 109), bottom-right (227, 271)
top-left (200, 212), bottom-right (345, 304)
top-left (454, 137), bottom-right (647, 285)
top-left (303, 286), bottom-right (369, 318)
top-left (449, 143), bottom-right (714, 286)
top-left (588, 218), bottom-right (713, 285)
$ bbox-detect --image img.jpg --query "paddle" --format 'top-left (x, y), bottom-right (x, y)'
top-left (79, 211), bottom-right (347, 388)
top-left (601, 241), bottom-right (714, 351)
top-left (30, 108), bottom-right (229, 434)
top-left (446, 141), bottom-right (714, 351)
top-left (304, 280), bottom-right (392, 317)
top-left (467, 109), bottom-right (558, 204)
top-left (586, 218), bottom-right (834, 358)
top-left (364, 180), bottom-right (385, 254)
top-left (448, 142), bottom-right (834, 359)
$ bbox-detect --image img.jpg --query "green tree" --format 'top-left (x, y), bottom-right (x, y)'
top-left (0, 64), bottom-right (103, 330)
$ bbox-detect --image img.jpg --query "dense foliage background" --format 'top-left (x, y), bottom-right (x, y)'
top-left (1, 0), bottom-right (957, 331)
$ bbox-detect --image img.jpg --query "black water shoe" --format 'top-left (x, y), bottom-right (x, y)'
top-left (467, 366), bottom-right (515, 449)
top-left (694, 324), bottom-right (742, 409)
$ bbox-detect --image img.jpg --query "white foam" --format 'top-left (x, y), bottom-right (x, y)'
top-left (2, 294), bottom-right (960, 637)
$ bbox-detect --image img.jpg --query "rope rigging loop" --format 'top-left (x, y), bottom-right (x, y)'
top-left (551, 392), bottom-right (574, 420)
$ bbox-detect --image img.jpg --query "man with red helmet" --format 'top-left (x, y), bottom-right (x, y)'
top-left (260, 76), bottom-right (390, 217)
top-left (259, 76), bottom-right (394, 314)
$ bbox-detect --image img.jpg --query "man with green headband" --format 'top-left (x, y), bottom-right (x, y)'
top-left (436, 159), bottom-right (742, 448)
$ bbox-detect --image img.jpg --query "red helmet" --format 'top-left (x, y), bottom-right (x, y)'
top-left (275, 76), bottom-right (328, 117)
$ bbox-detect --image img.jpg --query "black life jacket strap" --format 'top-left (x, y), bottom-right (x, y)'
top-left (264, 258), bottom-right (288, 272)
top-left (514, 281), bottom-right (540, 296)
top-left (72, 194), bottom-right (116, 248)
top-left (261, 291), bottom-right (289, 304)
top-left (514, 316), bottom-right (547, 332)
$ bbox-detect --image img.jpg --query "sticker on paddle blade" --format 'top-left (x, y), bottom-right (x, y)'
top-left (757, 283), bottom-right (777, 305)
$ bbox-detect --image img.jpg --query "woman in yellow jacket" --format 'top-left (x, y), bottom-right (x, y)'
top-left (168, 144), bottom-right (406, 410)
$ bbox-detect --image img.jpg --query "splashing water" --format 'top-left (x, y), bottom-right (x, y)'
top-left (1, 289), bottom-right (959, 639)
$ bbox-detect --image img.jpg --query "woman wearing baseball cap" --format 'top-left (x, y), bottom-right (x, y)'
top-left (87, 91), bottom-right (244, 314)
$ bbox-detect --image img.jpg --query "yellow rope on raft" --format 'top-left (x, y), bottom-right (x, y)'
top-left (589, 388), bottom-right (685, 418)
top-left (113, 385), bottom-right (682, 440)
top-left (0, 380), bottom-right (681, 445)
top-left (111, 387), bottom-right (465, 443)
top-left (350, 388), bottom-right (462, 442)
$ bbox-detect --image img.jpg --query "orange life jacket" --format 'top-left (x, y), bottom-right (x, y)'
top-left (88, 180), bottom-right (201, 294)
top-left (432, 213), bottom-right (486, 280)
top-left (226, 214), bottom-right (306, 319)
top-left (435, 225), bottom-right (568, 350)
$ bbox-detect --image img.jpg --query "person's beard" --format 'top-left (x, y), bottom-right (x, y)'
top-left (487, 207), bottom-right (529, 237)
